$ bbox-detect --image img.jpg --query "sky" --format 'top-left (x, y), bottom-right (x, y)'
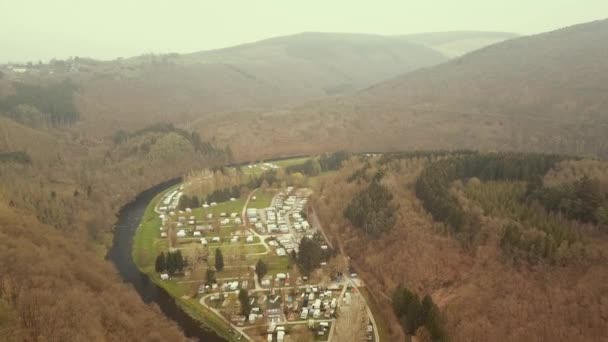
top-left (1, 1), bottom-right (607, 63)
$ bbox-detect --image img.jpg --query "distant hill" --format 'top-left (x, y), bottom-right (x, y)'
top-left (199, 19), bottom-right (608, 161)
top-left (398, 31), bottom-right (518, 57)
top-left (66, 32), bottom-right (449, 133)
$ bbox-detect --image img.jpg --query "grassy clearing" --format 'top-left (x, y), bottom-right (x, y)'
top-left (248, 188), bottom-right (276, 209)
top-left (242, 157), bottom-right (310, 176)
top-left (195, 197), bottom-right (247, 217)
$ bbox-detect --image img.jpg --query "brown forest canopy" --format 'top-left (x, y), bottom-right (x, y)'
top-left (196, 19), bottom-right (608, 161)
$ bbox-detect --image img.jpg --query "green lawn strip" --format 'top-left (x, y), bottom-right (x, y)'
top-left (273, 157), bottom-right (310, 168)
top-left (358, 287), bottom-right (390, 342)
top-left (132, 191), bottom-right (166, 270)
top-left (242, 157), bottom-right (310, 176)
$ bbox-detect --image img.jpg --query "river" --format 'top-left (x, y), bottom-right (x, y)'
top-left (106, 178), bottom-right (227, 342)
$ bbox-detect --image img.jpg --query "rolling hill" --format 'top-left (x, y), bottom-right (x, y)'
top-left (198, 19), bottom-right (608, 161)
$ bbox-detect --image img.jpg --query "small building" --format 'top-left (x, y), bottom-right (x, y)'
top-left (246, 235), bottom-right (254, 243)
top-left (176, 230), bottom-right (186, 238)
top-left (276, 248), bottom-right (286, 257)
top-left (160, 273), bottom-right (169, 280)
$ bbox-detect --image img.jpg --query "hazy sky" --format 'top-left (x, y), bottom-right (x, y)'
top-left (2, 1), bottom-right (607, 63)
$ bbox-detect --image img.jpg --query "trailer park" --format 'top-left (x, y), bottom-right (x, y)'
top-left (132, 156), bottom-right (379, 342)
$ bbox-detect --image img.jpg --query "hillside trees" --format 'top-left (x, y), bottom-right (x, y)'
top-left (415, 152), bottom-right (564, 244)
top-left (0, 80), bottom-right (79, 125)
top-left (529, 176), bottom-right (606, 225)
top-left (393, 286), bottom-right (446, 341)
top-left (344, 174), bottom-right (398, 237)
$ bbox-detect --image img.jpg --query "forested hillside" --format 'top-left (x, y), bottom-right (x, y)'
top-left (51, 32), bottom-right (449, 135)
top-left (312, 152), bottom-right (608, 341)
top-left (0, 87), bottom-right (230, 338)
top-left (198, 19), bottom-right (608, 161)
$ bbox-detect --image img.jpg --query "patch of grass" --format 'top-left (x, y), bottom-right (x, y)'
top-left (242, 157), bottom-right (310, 176)
top-left (132, 190), bottom-right (166, 271)
top-left (196, 198), bottom-right (246, 216)
top-left (248, 188), bottom-right (276, 209)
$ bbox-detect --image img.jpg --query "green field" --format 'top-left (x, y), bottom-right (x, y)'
top-left (132, 190), bottom-right (167, 272)
top-left (247, 188), bottom-right (276, 209)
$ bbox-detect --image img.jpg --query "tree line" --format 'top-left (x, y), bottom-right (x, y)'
top-left (205, 185), bottom-right (241, 204)
top-left (155, 250), bottom-right (187, 275)
top-left (112, 123), bottom-right (223, 156)
top-left (344, 172), bottom-right (398, 237)
top-left (392, 285), bottom-right (447, 341)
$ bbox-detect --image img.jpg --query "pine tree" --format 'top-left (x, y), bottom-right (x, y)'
top-left (166, 251), bottom-right (176, 275)
top-left (238, 289), bottom-right (251, 316)
top-left (215, 248), bottom-right (224, 272)
top-left (205, 268), bottom-right (216, 285)
top-left (175, 250), bottom-right (184, 272)
top-left (155, 252), bottom-right (166, 273)
top-left (255, 259), bottom-right (268, 282)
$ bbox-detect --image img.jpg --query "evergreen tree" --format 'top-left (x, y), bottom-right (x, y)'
top-left (166, 251), bottom-right (176, 275)
top-left (255, 259), bottom-right (268, 282)
top-left (205, 268), bottom-right (216, 285)
top-left (215, 248), bottom-right (224, 272)
top-left (175, 250), bottom-right (184, 272)
top-left (155, 252), bottom-right (166, 273)
top-left (238, 289), bottom-right (251, 316)
top-left (297, 237), bottom-right (323, 275)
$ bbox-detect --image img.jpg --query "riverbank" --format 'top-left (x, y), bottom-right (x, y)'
top-left (132, 184), bottom-right (238, 342)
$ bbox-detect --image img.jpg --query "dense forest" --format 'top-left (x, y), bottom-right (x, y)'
top-left (0, 80), bottom-right (79, 126)
top-left (343, 173), bottom-right (398, 237)
top-left (414, 153), bottom-right (564, 246)
top-left (312, 152), bottom-right (608, 341)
